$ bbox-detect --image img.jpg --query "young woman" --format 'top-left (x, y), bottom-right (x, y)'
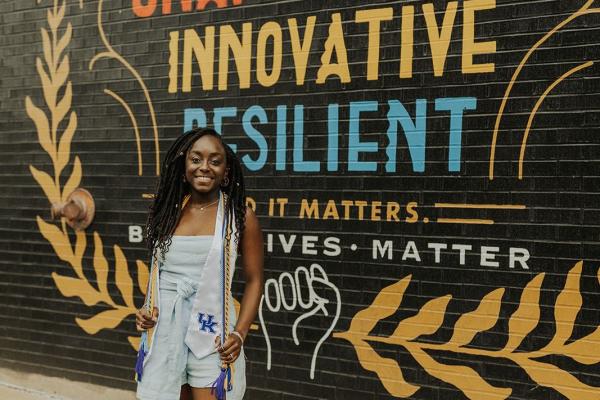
top-left (134, 128), bottom-right (264, 400)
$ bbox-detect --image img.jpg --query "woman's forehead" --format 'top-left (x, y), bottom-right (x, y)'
top-left (188, 135), bottom-right (226, 155)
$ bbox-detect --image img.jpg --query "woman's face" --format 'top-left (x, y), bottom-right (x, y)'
top-left (184, 135), bottom-right (228, 196)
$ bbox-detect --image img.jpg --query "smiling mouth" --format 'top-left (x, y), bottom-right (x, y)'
top-left (194, 176), bottom-right (213, 182)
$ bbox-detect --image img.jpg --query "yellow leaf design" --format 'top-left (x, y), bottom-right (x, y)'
top-left (57, 111), bottom-right (77, 177)
top-left (136, 260), bottom-right (149, 296)
top-left (37, 57), bottom-right (55, 109)
top-left (514, 355), bottom-right (599, 400)
top-left (55, 81), bottom-right (72, 130)
top-left (72, 228), bottom-right (86, 276)
top-left (76, 308), bottom-right (132, 335)
top-left (115, 245), bottom-right (135, 308)
top-left (334, 276), bottom-right (419, 397)
top-left (52, 272), bottom-right (100, 307)
top-left (55, 22), bottom-right (72, 60)
top-left (29, 165), bottom-right (61, 205)
top-left (544, 261), bottom-right (583, 351)
top-left (41, 27), bottom-right (53, 70)
top-left (128, 336), bottom-right (140, 350)
top-left (393, 295), bottom-right (451, 341)
top-left (55, 55), bottom-right (70, 91)
top-left (503, 273), bottom-right (545, 353)
top-left (562, 326), bottom-right (600, 365)
top-left (25, 97), bottom-right (54, 159)
top-left (56, 0), bottom-right (66, 27)
top-left (47, 9), bottom-right (57, 32)
top-left (36, 216), bottom-right (74, 265)
top-left (354, 341), bottom-right (419, 398)
top-left (343, 276), bottom-right (411, 340)
top-left (407, 344), bottom-right (511, 400)
top-left (62, 154), bottom-right (82, 203)
top-left (449, 288), bottom-right (504, 347)
top-left (92, 232), bottom-right (110, 302)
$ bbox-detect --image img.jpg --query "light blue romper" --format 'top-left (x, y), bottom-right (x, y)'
top-left (136, 235), bottom-right (221, 400)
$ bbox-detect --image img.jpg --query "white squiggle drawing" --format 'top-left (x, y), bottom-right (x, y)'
top-left (258, 263), bottom-right (341, 379)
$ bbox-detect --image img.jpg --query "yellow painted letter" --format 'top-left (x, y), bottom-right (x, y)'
top-left (462, 0), bottom-right (496, 74)
top-left (168, 30), bottom-right (179, 93)
top-left (355, 8), bottom-right (393, 81)
top-left (399, 5), bottom-right (414, 78)
top-left (183, 27), bottom-right (215, 92)
top-left (288, 16), bottom-right (316, 86)
top-left (257, 21), bottom-right (283, 87)
top-left (317, 13), bottom-right (351, 84)
top-left (219, 23), bottom-right (252, 90)
top-left (423, 2), bottom-right (458, 77)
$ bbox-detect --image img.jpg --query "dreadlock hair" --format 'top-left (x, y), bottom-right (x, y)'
top-left (145, 127), bottom-right (246, 261)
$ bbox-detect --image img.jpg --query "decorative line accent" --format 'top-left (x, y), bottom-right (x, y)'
top-left (488, 0), bottom-right (600, 180)
top-left (89, 0), bottom-right (160, 176)
top-left (104, 89), bottom-right (143, 176)
top-left (435, 203), bottom-right (526, 210)
top-left (518, 61), bottom-right (594, 180)
top-left (437, 218), bottom-right (494, 225)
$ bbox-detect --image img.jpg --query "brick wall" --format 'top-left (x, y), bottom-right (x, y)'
top-left (1, 0), bottom-right (599, 399)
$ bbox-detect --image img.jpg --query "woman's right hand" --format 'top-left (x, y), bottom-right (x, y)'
top-left (136, 307), bottom-right (159, 331)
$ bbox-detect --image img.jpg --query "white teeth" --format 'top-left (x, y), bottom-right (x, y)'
top-left (195, 176), bottom-right (211, 181)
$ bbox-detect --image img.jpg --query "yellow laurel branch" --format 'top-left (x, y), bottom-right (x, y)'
top-left (336, 262), bottom-right (600, 399)
top-left (28, 0), bottom-right (144, 349)
top-left (448, 288), bottom-right (504, 347)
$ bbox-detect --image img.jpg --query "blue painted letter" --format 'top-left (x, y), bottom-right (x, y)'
top-left (386, 99), bottom-right (427, 172)
top-left (435, 97), bottom-right (477, 172)
top-left (241, 105), bottom-right (268, 171)
top-left (348, 101), bottom-right (379, 172)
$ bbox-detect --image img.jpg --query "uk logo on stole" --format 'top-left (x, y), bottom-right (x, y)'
top-left (197, 313), bottom-right (218, 334)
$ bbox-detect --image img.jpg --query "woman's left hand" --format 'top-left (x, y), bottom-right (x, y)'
top-left (216, 333), bottom-right (243, 364)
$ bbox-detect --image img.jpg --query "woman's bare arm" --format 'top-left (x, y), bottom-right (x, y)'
top-left (234, 206), bottom-right (264, 339)
top-left (218, 206), bottom-right (264, 362)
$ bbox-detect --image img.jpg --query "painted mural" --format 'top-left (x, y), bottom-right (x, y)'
top-left (6, 0), bottom-right (600, 399)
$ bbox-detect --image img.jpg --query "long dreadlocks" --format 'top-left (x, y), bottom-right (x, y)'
top-left (145, 128), bottom-right (246, 261)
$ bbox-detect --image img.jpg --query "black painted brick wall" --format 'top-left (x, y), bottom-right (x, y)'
top-left (1, 1), bottom-right (599, 399)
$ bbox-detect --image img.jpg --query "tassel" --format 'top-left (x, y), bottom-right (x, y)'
top-left (135, 345), bottom-right (146, 382)
top-left (210, 366), bottom-right (232, 400)
top-left (134, 335), bottom-right (147, 382)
